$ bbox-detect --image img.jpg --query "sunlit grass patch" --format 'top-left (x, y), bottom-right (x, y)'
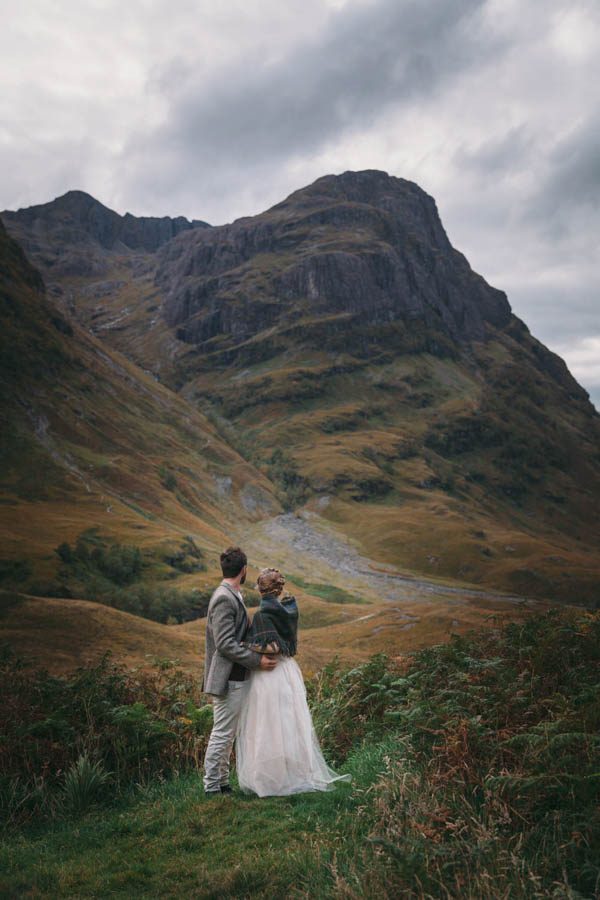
top-left (293, 576), bottom-right (367, 605)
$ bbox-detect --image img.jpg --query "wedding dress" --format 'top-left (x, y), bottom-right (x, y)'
top-left (236, 655), bottom-right (351, 797)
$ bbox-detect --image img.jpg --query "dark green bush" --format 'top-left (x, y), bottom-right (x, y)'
top-left (163, 536), bottom-right (206, 574)
top-left (267, 448), bottom-right (309, 510)
top-left (51, 531), bottom-right (209, 622)
top-left (158, 464), bottom-right (177, 491)
top-left (55, 531), bottom-right (142, 587)
top-left (0, 558), bottom-right (32, 587)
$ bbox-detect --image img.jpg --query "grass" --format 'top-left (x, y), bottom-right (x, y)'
top-left (0, 593), bottom-right (202, 674)
top-left (292, 575), bottom-right (367, 605)
top-left (0, 765), bottom-right (357, 898)
top-left (1, 609), bottom-right (597, 898)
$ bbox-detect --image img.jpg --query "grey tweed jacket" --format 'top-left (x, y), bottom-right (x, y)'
top-left (202, 582), bottom-right (262, 696)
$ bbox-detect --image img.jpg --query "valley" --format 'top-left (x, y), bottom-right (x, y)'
top-left (1, 170), bottom-right (598, 677)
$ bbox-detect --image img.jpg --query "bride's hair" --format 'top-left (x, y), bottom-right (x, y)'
top-left (257, 567), bottom-right (286, 595)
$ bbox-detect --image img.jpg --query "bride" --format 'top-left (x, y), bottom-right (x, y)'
top-left (236, 567), bottom-right (351, 797)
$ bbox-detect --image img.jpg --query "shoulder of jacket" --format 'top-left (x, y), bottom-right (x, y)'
top-left (208, 585), bottom-right (237, 608)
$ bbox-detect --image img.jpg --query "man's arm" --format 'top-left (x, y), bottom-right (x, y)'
top-left (210, 596), bottom-right (262, 670)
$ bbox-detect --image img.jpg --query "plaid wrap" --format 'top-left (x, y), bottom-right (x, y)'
top-left (246, 592), bottom-right (298, 656)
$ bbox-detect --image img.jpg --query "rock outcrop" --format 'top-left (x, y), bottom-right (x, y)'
top-left (156, 170), bottom-right (511, 354)
top-left (1, 190), bottom-right (210, 277)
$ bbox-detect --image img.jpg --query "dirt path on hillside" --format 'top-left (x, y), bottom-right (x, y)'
top-left (245, 512), bottom-right (535, 607)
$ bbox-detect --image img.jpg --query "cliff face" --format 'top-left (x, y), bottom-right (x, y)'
top-left (1, 190), bottom-right (210, 276)
top-left (156, 171), bottom-right (511, 353)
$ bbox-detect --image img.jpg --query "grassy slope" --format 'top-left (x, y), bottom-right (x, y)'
top-left (0, 593), bottom-right (201, 673)
top-left (1, 586), bottom-right (552, 681)
top-left (80, 246), bottom-right (597, 605)
top-left (188, 338), bottom-right (600, 604)
top-left (0, 223), bottom-right (280, 595)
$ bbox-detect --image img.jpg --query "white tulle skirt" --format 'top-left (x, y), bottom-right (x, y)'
top-left (236, 656), bottom-right (351, 797)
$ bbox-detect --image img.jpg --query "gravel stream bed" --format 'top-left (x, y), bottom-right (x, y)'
top-left (246, 513), bottom-right (534, 606)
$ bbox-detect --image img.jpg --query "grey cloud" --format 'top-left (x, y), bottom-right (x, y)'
top-left (1, 0), bottom-right (599, 404)
top-left (121, 0), bottom-right (500, 215)
top-left (509, 283), bottom-right (600, 344)
top-left (453, 126), bottom-right (534, 178)
top-left (536, 115), bottom-right (600, 219)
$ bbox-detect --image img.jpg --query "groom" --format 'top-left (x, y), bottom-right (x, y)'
top-left (202, 546), bottom-right (277, 796)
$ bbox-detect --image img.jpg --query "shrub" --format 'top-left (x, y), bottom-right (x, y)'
top-left (55, 531), bottom-right (143, 587)
top-left (308, 608), bottom-right (600, 898)
top-left (267, 448), bottom-right (309, 510)
top-left (163, 536), bottom-right (206, 574)
top-left (308, 653), bottom-right (395, 762)
top-left (0, 649), bottom-right (212, 827)
top-left (0, 558), bottom-right (32, 587)
top-left (50, 531), bottom-right (209, 622)
top-left (159, 464), bottom-right (177, 491)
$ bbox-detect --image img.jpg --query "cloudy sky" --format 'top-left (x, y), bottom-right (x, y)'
top-left (1, 0), bottom-right (598, 406)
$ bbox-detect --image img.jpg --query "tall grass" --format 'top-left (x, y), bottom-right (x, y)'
top-left (310, 607), bottom-right (600, 897)
top-left (62, 755), bottom-right (110, 814)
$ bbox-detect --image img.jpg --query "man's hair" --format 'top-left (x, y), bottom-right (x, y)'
top-left (220, 546), bottom-right (247, 578)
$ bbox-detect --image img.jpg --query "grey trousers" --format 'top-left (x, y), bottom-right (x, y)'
top-left (203, 680), bottom-right (249, 792)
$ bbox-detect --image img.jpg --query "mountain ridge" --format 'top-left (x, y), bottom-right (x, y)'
top-left (1, 190), bottom-right (211, 284)
top-left (0, 217), bottom-right (281, 603)
top-left (156, 169), bottom-right (513, 358)
top-left (2, 189), bottom-right (210, 251)
top-left (1, 171), bottom-right (599, 605)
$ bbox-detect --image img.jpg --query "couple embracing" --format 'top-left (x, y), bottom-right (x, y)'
top-left (202, 546), bottom-right (350, 798)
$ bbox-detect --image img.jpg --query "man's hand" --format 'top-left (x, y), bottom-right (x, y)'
top-left (259, 654), bottom-right (278, 671)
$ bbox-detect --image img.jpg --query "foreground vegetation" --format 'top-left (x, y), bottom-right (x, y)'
top-left (1, 608), bottom-right (598, 898)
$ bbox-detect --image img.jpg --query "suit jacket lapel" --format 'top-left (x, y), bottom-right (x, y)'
top-left (221, 582), bottom-right (248, 619)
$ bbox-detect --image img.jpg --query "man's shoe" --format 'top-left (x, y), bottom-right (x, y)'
top-left (204, 789), bottom-right (222, 798)
top-left (220, 785), bottom-right (233, 794)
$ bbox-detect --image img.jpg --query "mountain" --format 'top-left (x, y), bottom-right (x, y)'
top-left (155, 171), bottom-right (600, 602)
top-left (0, 217), bottom-right (279, 603)
top-left (1, 189), bottom-right (210, 278)
top-left (157, 169), bottom-right (512, 351)
top-left (2, 172), bottom-right (599, 607)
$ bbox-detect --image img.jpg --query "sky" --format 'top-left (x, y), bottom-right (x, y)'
top-left (1, 0), bottom-right (598, 407)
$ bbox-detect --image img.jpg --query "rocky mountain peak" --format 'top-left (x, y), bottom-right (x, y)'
top-left (278, 168), bottom-right (420, 208)
top-left (156, 169), bottom-right (511, 357)
top-left (1, 191), bottom-right (211, 261)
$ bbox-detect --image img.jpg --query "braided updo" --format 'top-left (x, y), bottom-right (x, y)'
top-left (256, 567), bottom-right (286, 595)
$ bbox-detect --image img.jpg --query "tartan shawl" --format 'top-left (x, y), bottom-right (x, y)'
top-left (246, 592), bottom-right (298, 657)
